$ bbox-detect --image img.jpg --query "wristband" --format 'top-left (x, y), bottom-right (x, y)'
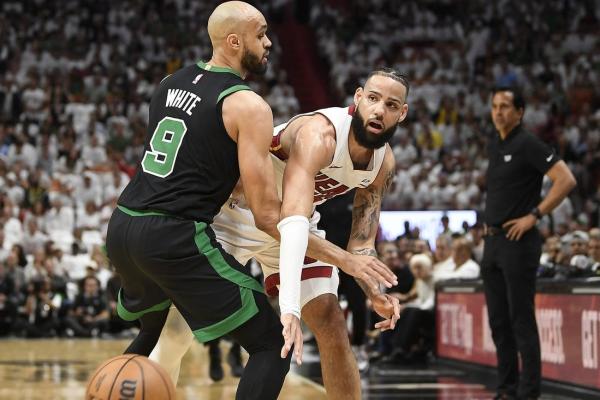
top-left (530, 207), bottom-right (542, 219)
top-left (277, 215), bottom-right (309, 319)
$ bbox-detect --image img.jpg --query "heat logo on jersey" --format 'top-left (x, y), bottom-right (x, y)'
top-left (314, 172), bottom-right (350, 203)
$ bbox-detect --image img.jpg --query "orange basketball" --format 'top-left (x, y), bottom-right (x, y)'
top-left (85, 355), bottom-right (176, 400)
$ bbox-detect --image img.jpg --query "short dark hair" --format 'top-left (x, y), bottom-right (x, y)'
top-left (492, 85), bottom-right (525, 111)
top-left (366, 67), bottom-right (410, 99)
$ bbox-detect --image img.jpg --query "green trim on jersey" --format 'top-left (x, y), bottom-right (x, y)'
top-left (117, 204), bottom-right (175, 218)
top-left (193, 222), bottom-right (264, 293)
top-left (196, 60), bottom-right (242, 78)
top-left (192, 287), bottom-right (258, 342)
top-left (191, 221), bottom-right (263, 342)
top-left (217, 84), bottom-right (252, 103)
top-left (117, 290), bottom-right (172, 321)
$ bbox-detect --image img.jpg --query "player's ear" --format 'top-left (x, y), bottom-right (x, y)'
top-left (397, 103), bottom-right (409, 124)
top-left (354, 87), bottom-right (363, 106)
top-left (227, 34), bottom-right (241, 50)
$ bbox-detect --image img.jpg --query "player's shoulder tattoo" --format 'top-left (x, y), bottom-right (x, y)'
top-left (382, 168), bottom-right (394, 194)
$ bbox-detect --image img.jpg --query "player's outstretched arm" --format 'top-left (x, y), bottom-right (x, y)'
top-left (306, 231), bottom-right (398, 289)
top-left (346, 145), bottom-right (401, 330)
top-left (223, 90), bottom-right (280, 238)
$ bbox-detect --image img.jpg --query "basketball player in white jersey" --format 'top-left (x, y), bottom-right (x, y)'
top-left (149, 68), bottom-right (409, 399)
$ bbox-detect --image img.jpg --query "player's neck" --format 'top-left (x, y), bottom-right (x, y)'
top-left (348, 130), bottom-right (374, 170)
top-left (498, 121), bottom-right (520, 140)
top-left (206, 54), bottom-right (246, 79)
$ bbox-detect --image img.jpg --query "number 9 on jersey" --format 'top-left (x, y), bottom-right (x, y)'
top-left (142, 117), bottom-right (188, 178)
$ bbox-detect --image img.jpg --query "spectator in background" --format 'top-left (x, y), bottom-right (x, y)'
top-left (554, 231), bottom-right (593, 279)
top-left (468, 223), bottom-right (485, 264)
top-left (10, 244), bottom-right (28, 270)
top-left (568, 230), bottom-right (590, 259)
top-left (24, 248), bottom-right (47, 283)
top-left (372, 241), bottom-right (415, 359)
top-left (4, 252), bottom-right (26, 296)
top-left (538, 235), bottom-right (566, 278)
top-left (434, 236), bottom-right (479, 282)
top-left (0, 263), bottom-right (17, 336)
top-left (21, 218), bottom-right (48, 255)
top-left (432, 234), bottom-right (453, 269)
top-left (15, 277), bottom-right (59, 338)
top-left (2, 207), bottom-right (23, 250)
top-left (440, 215), bottom-right (451, 235)
top-left (64, 276), bottom-right (109, 338)
top-left (383, 253), bottom-right (435, 364)
top-left (380, 241), bottom-right (414, 296)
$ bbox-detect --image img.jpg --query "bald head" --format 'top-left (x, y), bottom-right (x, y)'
top-left (207, 1), bottom-right (265, 48)
top-left (205, 1), bottom-right (271, 77)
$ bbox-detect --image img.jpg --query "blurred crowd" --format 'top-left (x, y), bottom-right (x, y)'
top-left (0, 0), bottom-right (299, 338)
top-left (310, 0), bottom-right (600, 231)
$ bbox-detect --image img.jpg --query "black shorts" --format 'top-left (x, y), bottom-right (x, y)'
top-left (106, 205), bottom-right (265, 343)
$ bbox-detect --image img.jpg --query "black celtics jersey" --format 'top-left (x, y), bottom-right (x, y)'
top-left (118, 61), bottom-right (251, 223)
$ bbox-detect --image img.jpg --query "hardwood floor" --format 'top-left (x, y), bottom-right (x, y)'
top-left (0, 338), bottom-right (326, 400)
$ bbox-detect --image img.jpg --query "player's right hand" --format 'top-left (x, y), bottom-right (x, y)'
top-left (280, 313), bottom-right (303, 365)
top-left (341, 254), bottom-right (398, 289)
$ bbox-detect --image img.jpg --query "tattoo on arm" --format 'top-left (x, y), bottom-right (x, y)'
top-left (350, 187), bottom-right (379, 242)
top-left (351, 248), bottom-right (382, 297)
top-left (351, 248), bottom-right (377, 257)
top-left (350, 169), bottom-right (393, 242)
top-left (381, 168), bottom-right (394, 194)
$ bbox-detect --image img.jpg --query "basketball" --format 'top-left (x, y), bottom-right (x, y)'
top-left (85, 355), bottom-right (176, 400)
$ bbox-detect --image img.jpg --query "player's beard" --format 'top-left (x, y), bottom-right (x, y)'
top-left (241, 48), bottom-right (267, 75)
top-left (351, 108), bottom-right (396, 149)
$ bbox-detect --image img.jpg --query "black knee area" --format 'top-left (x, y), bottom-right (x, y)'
top-left (230, 291), bottom-right (284, 355)
top-left (231, 291), bottom-right (290, 400)
top-left (123, 308), bottom-right (169, 356)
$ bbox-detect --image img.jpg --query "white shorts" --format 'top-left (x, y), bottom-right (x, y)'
top-left (213, 199), bottom-right (339, 309)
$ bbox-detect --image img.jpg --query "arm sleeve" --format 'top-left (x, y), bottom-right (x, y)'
top-left (277, 215), bottom-right (309, 319)
top-left (525, 133), bottom-right (559, 174)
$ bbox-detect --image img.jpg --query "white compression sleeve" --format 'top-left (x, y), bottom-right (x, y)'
top-left (277, 215), bottom-right (309, 319)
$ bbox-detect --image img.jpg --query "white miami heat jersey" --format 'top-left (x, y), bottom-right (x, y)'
top-left (270, 106), bottom-right (387, 206)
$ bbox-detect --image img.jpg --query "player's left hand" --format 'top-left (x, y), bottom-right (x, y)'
top-left (371, 293), bottom-right (401, 331)
top-left (341, 253), bottom-right (398, 290)
top-left (502, 214), bottom-right (537, 241)
top-left (280, 313), bottom-right (303, 364)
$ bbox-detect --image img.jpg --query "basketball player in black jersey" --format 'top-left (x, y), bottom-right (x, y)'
top-left (105, 2), bottom-right (290, 399)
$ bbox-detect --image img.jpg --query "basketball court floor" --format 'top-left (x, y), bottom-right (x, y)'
top-left (0, 338), bottom-right (597, 399)
top-left (0, 338), bottom-right (324, 400)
